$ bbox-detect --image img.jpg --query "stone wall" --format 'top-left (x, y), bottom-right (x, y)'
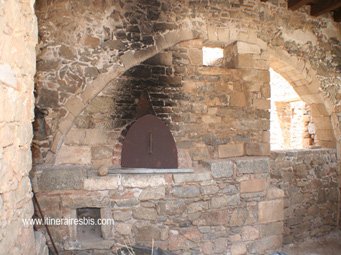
top-left (33, 0), bottom-right (340, 164)
top-left (0, 0), bottom-right (40, 254)
top-left (33, 157), bottom-right (284, 255)
top-left (270, 149), bottom-right (339, 244)
top-left (57, 39), bottom-right (270, 167)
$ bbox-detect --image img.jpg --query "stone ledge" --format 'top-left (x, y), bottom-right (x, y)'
top-left (108, 168), bottom-right (193, 174)
top-left (32, 165), bottom-right (194, 192)
top-left (270, 148), bottom-right (336, 155)
top-left (200, 156), bottom-right (270, 175)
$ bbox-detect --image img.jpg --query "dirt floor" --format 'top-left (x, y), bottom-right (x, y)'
top-left (280, 230), bottom-right (341, 255)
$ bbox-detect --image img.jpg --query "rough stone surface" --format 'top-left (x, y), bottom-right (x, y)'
top-left (33, 158), bottom-right (284, 254)
top-left (0, 0), bottom-right (39, 254)
top-left (270, 149), bottom-right (339, 245)
top-left (240, 179), bottom-right (267, 193)
top-left (26, 0), bottom-right (341, 254)
top-left (201, 160), bottom-right (234, 178)
top-left (259, 199), bottom-right (284, 224)
top-left (33, 0), bottom-right (340, 172)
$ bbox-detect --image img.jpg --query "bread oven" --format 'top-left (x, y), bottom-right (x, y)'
top-left (121, 114), bottom-right (178, 169)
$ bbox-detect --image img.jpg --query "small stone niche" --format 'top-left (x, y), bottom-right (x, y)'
top-left (76, 207), bottom-right (102, 241)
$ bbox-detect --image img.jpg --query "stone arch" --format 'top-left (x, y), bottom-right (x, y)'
top-left (269, 48), bottom-right (336, 148)
top-left (48, 29), bottom-right (200, 162)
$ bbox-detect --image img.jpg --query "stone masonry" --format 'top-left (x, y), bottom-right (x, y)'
top-left (32, 157), bottom-right (284, 255)
top-left (33, 0), bottom-right (340, 165)
top-left (270, 149), bottom-right (339, 244)
top-left (60, 39), bottom-right (271, 168)
top-left (0, 0), bottom-right (48, 254)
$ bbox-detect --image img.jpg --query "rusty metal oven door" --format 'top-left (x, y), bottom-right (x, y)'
top-left (121, 114), bottom-right (178, 168)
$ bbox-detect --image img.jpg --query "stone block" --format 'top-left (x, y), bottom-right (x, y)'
top-left (245, 143), bottom-right (270, 156)
top-left (178, 149), bottom-right (193, 168)
top-left (84, 129), bottom-right (108, 145)
top-left (115, 223), bottom-right (132, 235)
top-left (201, 185), bottom-right (219, 195)
top-left (101, 207), bottom-right (115, 239)
top-left (214, 238), bottom-right (227, 253)
top-left (133, 207), bottom-right (157, 220)
top-left (236, 41), bottom-right (261, 54)
top-left (187, 201), bottom-right (209, 213)
top-left (230, 92), bottom-right (247, 107)
top-left (83, 35), bottom-right (100, 48)
top-left (211, 194), bottom-right (240, 208)
top-left (91, 146), bottom-right (112, 160)
top-left (157, 200), bottom-right (187, 216)
top-left (203, 209), bottom-right (229, 226)
top-left (262, 131), bottom-right (270, 143)
top-left (113, 210), bottom-right (132, 221)
top-left (240, 179), bottom-right (267, 193)
top-left (58, 113), bottom-right (74, 135)
top-left (59, 45), bottom-right (77, 60)
top-left (266, 187), bottom-right (285, 200)
top-left (65, 96), bottom-right (85, 117)
top-left (200, 160), bottom-right (234, 178)
top-left (134, 225), bottom-right (161, 242)
top-left (241, 226), bottom-right (259, 241)
top-left (61, 191), bottom-right (110, 208)
top-left (115, 198), bottom-right (139, 208)
top-left (84, 176), bottom-right (120, 190)
top-left (122, 175), bottom-right (165, 188)
top-left (260, 222), bottom-right (284, 237)
top-left (235, 157), bottom-right (269, 174)
top-left (171, 186), bottom-right (200, 198)
top-left (258, 199), bottom-right (284, 224)
top-left (64, 129), bottom-right (86, 145)
top-left (252, 98), bottom-right (270, 110)
top-left (231, 242), bottom-right (247, 255)
top-left (36, 166), bottom-right (86, 191)
top-left (251, 235), bottom-right (282, 254)
top-left (218, 143), bottom-right (244, 158)
top-left (55, 145), bottom-right (91, 165)
top-left (173, 172), bottom-right (211, 184)
top-left (236, 54), bottom-right (254, 69)
top-left (139, 186), bottom-right (165, 201)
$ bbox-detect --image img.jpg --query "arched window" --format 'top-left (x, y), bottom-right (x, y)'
top-left (270, 68), bottom-right (314, 150)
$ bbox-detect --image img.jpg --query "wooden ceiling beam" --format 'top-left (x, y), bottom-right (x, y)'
top-left (333, 8), bottom-right (341, 22)
top-left (288, 0), bottom-right (314, 10)
top-left (311, 0), bottom-right (341, 16)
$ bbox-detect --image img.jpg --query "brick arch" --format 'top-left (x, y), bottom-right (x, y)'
top-left (48, 29), bottom-right (200, 162)
top-left (269, 48), bottom-right (336, 148)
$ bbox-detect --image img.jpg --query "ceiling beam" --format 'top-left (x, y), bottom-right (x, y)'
top-left (288, 0), bottom-right (314, 10)
top-left (311, 0), bottom-right (341, 16)
top-left (333, 8), bottom-right (341, 22)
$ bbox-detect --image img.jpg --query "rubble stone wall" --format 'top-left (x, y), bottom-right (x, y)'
top-left (33, 0), bottom-right (340, 164)
top-left (270, 149), bottom-right (339, 244)
top-left (58, 40), bottom-right (271, 168)
top-left (33, 157), bottom-right (285, 255)
top-left (0, 0), bottom-right (42, 254)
